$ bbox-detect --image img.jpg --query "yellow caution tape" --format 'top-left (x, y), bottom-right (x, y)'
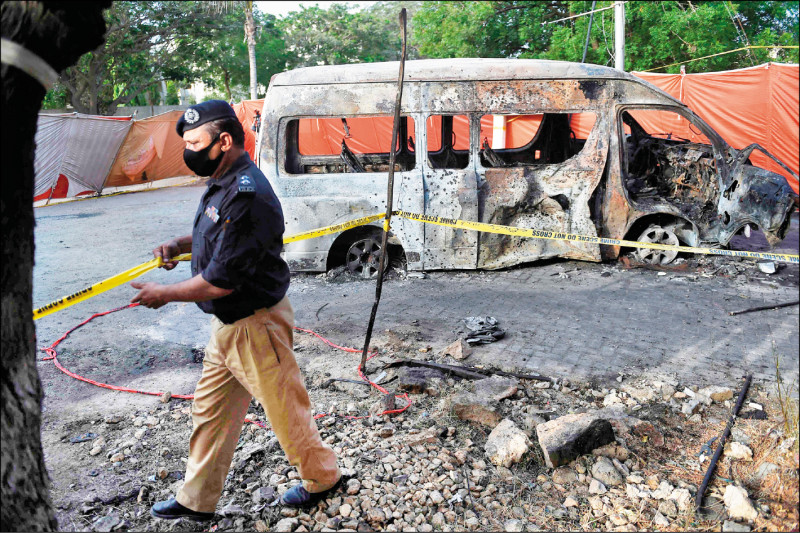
top-left (34, 214), bottom-right (385, 320)
top-left (282, 213), bottom-right (385, 243)
top-left (33, 253), bottom-right (192, 320)
top-left (393, 211), bottom-right (799, 264)
top-left (34, 208), bottom-right (797, 320)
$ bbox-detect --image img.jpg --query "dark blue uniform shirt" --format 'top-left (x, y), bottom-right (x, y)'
top-left (191, 152), bottom-right (290, 324)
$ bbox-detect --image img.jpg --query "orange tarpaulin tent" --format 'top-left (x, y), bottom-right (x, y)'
top-left (105, 110), bottom-right (194, 187)
top-left (633, 63), bottom-right (799, 193)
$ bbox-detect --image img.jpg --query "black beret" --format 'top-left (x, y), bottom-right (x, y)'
top-left (176, 100), bottom-right (239, 137)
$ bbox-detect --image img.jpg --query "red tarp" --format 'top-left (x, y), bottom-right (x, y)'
top-left (633, 63), bottom-right (799, 193)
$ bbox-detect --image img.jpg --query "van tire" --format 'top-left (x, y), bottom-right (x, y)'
top-left (346, 236), bottom-right (384, 278)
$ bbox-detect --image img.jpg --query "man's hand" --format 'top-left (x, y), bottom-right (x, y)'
top-left (131, 282), bottom-right (170, 309)
top-left (154, 240), bottom-right (181, 270)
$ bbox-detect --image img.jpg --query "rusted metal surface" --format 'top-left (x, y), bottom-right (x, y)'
top-left (258, 59), bottom-right (798, 272)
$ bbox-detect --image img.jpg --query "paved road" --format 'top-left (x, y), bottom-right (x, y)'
top-left (33, 184), bottom-right (799, 412)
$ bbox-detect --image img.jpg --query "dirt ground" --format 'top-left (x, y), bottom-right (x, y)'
top-left (32, 184), bottom-right (799, 531)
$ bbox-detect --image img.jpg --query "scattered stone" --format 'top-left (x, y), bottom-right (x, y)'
top-left (698, 386), bottom-right (734, 402)
top-left (440, 339), bottom-right (472, 360)
top-left (430, 490), bottom-right (444, 504)
top-left (474, 375), bottom-right (519, 401)
top-left (588, 479), bottom-right (607, 494)
top-left (254, 520), bottom-right (269, 532)
top-left (670, 488), bottom-right (692, 512)
top-left (109, 453), bottom-right (124, 463)
top-left (563, 496), bottom-right (579, 508)
top-left (159, 391), bottom-right (172, 403)
top-left (253, 486), bottom-right (277, 504)
top-left (485, 419), bottom-right (530, 467)
top-left (552, 467), bottom-right (578, 485)
top-left (682, 399), bottom-right (703, 415)
top-left (346, 478), bottom-right (361, 495)
top-left (723, 520), bottom-right (752, 532)
top-left (403, 426), bottom-right (440, 447)
top-left (621, 385), bottom-right (656, 403)
top-left (653, 511), bottom-right (670, 527)
top-left (104, 415), bottom-right (123, 424)
top-left (156, 467), bottom-right (168, 480)
top-left (724, 442), bottom-right (753, 461)
top-left (367, 508), bottom-right (386, 524)
top-left (658, 499), bottom-right (678, 518)
top-left (451, 393), bottom-right (501, 428)
top-left (379, 423), bottom-right (395, 438)
top-left (339, 503), bottom-right (353, 518)
top-left (89, 446), bottom-right (103, 456)
top-left (754, 462), bottom-right (779, 481)
top-left (591, 457), bottom-right (623, 487)
top-left (651, 481), bottom-right (674, 500)
top-left (723, 485), bottom-right (758, 521)
top-left (592, 442), bottom-right (629, 461)
top-left (92, 513), bottom-right (120, 532)
top-left (536, 412), bottom-right (615, 468)
top-left (274, 517), bottom-right (299, 532)
top-left (504, 519), bottom-right (524, 532)
top-left (221, 502), bottom-right (245, 517)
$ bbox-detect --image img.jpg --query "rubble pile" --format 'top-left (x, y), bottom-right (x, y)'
top-left (52, 368), bottom-right (798, 532)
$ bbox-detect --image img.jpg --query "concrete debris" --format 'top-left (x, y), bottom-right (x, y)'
top-left (698, 385), bottom-right (734, 402)
top-left (473, 375), bottom-right (519, 401)
top-left (724, 442), bottom-right (754, 461)
top-left (653, 510), bottom-right (671, 527)
top-left (92, 513), bottom-right (120, 532)
top-left (537, 412), bottom-right (615, 468)
top-left (484, 419), bottom-right (531, 467)
top-left (723, 485), bottom-right (759, 522)
top-left (440, 338), bottom-right (472, 360)
top-left (590, 456), bottom-right (624, 487)
top-left (588, 478), bottom-right (607, 494)
top-left (757, 261), bottom-right (776, 274)
top-left (723, 520), bottom-right (753, 532)
top-left (451, 393), bottom-right (502, 428)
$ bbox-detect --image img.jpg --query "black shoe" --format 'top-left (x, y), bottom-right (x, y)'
top-left (280, 477), bottom-right (343, 508)
top-left (150, 498), bottom-right (215, 521)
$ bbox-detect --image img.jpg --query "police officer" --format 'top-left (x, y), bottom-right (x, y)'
top-left (131, 100), bottom-right (341, 520)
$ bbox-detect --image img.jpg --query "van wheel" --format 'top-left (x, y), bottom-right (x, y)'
top-left (633, 224), bottom-right (680, 265)
top-left (346, 236), bottom-right (383, 278)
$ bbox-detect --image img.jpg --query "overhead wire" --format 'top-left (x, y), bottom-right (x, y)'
top-left (640, 45), bottom-right (799, 72)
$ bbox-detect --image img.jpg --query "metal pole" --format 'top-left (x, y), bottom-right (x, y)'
top-left (359, 8), bottom-right (407, 376)
top-left (582, 0), bottom-right (598, 63)
top-left (696, 374), bottom-right (752, 511)
top-left (614, 1), bottom-right (625, 71)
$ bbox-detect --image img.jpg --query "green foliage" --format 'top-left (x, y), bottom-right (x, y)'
top-left (38, 0), bottom-right (799, 116)
top-left (278, 1), bottom-right (423, 67)
top-left (411, 1), bottom-right (799, 72)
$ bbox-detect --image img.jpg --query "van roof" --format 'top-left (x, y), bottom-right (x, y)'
top-left (271, 58), bottom-right (643, 86)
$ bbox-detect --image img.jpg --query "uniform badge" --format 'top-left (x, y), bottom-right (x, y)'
top-left (184, 108), bottom-right (200, 124)
top-left (238, 175), bottom-right (255, 193)
top-left (204, 205), bottom-right (220, 223)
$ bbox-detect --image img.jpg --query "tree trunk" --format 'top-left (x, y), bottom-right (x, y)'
top-left (223, 67), bottom-right (232, 102)
top-left (1, 2), bottom-right (109, 530)
top-left (245, 3), bottom-right (257, 99)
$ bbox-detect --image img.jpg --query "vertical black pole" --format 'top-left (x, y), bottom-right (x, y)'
top-left (360, 9), bottom-right (407, 376)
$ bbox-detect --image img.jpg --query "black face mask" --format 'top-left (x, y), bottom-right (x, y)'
top-left (183, 134), bottom-right (222, 176)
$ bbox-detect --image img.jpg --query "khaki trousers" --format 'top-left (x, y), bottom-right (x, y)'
top-left (176, 296), bottom-right (341, 512)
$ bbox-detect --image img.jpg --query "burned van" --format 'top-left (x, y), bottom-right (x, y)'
top-left (257, 58), bottom-right (798, 275)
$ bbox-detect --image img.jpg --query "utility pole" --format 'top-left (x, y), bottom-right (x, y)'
top-left (615, 1), bottom-right (625, 71)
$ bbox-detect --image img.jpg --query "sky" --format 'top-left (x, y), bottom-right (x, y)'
top-left (254, 1), bottom-right (375, 18)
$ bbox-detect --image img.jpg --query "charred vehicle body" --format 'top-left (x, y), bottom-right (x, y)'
top-left (257, 59), bottom-right (798, 275)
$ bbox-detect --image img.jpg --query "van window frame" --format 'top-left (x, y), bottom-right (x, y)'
top-left (278, 114), bottom-right (419, 177)
top-left (474, 110), bottom-right (600, 170)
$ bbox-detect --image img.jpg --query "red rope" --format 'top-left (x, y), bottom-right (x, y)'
top-left (39, 304), bottom-right (412, 426)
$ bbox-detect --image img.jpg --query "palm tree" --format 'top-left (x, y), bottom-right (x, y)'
top-left (209, 1), bottom-right (259, 100)
top-left (1, 2), bottom-right (109, 530)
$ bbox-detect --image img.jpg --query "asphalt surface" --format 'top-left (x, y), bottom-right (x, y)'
top-left (33, 184), bottom-right (799, 418)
